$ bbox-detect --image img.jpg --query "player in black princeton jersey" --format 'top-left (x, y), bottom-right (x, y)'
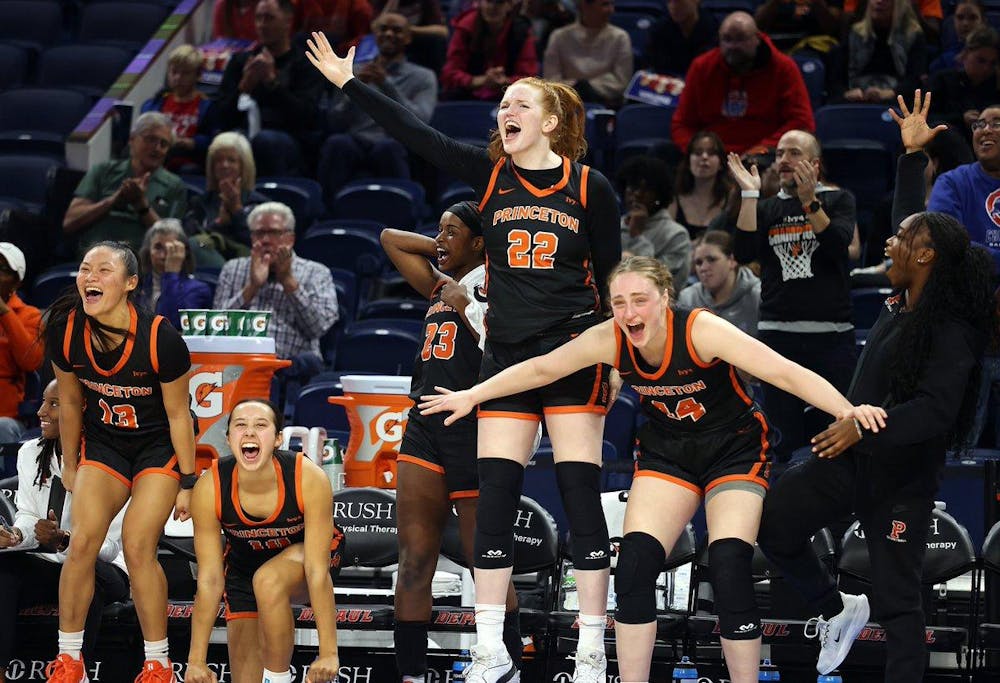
top-left (382, 203), bottom-right (521, 683)
top-left (186, 399), bottom-right (341, 683)
top-left (308, 34), bottom-right (621, 683)
top-left (42, 241), bottom-right (196, 683)
top-left (421, 257), bottom-right (886, 683)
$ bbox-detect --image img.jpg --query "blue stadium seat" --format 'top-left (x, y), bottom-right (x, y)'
top-left (434, 181), bottom-right (476, 217)
top-left (814, 104), bottom-right (901, 155)
top-left (79, 2), bottom-right (169, 50)
top-left (333, 326), bottom-right (421, 375)
top-left (429, 101), bottom-right (496, 147)
top-left (38, 45), bottom-right (133, 100)
top-left (793, 53), bottom-right (826, 110)
top-left (328, 267), bottom-right (359, 317)
top-left (0, 45), bottom-right (28, 92)
top-left (609, 12), bottom-right (656, 61)
top-left (347, 318), bottom-right (424, 337)
top-left (256, 180), bottom-right (316, 236)
top-left (299, 226), bottom-right (385, 277)
top-left (257, 176), bottom-right (324, 225)
top-left (346, 177), bottom-right (427, 210)
top-left (584, 103), bottom-right (616, 172)
top-left (0, 88), bottom-right (92, 157)
top-left (613, 102), bottom-right (676, 170)
top-left (293, 381), bottom-right (349, 434)
top-left (311, 218), bottom-right (385, 239)
top-left (614, 0), bottom-right (667, 17)
top-left (0, 1), bottom-right (62, 57)
top-left (358, 298), bottom-right (428, 321)
top-left (821, 139), bottom-right (894, 207)
top-left (332, 183), bottom-right (420, 229)
top-left (192, 270), bottom-right (219, 300)
top-left (604, 391), bottom-right (638, 468)
top-left (0, 154), bottom-right (63, 211)
top-left (30, 263), bottom-right (78, 309)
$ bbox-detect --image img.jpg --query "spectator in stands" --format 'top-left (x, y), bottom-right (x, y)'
top-left (185, 132), bottom-right (267, 266)
top-left (370, 0), bottom-right (449, 71)
top-left (728, 130), bottom-right (857, 462)
top-left (754, 0), bottom-right (841, 52)
top-left (0, 244), bottom-right (42, 446)
top-left (542, 0), bottom-right (632, 108)
top-left (677, 230), bottom-right (761, 336)
top-left (521, 0), bottom-right (575, 52)
top-left (136, 220), bottom-right (213, 331)
top-left (927, 100), bottom-right (1000, 268)
top-left (213, 0), bottom-right (258, 40)
top-left (643, 0), bottom-right (718, 77)
top-left (930, 0), bottom-right (985, 73)
top-left (213, 203), bottom-right (338, 388)
top-left (841, 0), bottom-right (941, 42)
top-left (215, 0), bottom-right (326, 176)
top-left (317, 11), bottom-right (437, 210)
top-left (63, 112), bottom-right (187, 257)
top-left (929, 26), bottom-right (1000, 140)
top-left (837, 0), bottom-right (927, 104)
top-left (617, 156), bottom-right (692, 286)
top-left (141, 45), bottom-right (213, 174)
top-left (669, 130), bottom-right (732, 240)
top-left (671, 12), bottom-right (815, 157)
top-left (302, 0), bottom-right (375, 53)
top-left (440, 0), bottom-right (539, 101)
top-left (0, 381), bottom-right (130, 683)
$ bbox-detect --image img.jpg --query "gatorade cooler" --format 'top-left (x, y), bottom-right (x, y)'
top-left (185, 336), bottom-right (291, 472)
top-left (328, 375), bottom-right (413, 488)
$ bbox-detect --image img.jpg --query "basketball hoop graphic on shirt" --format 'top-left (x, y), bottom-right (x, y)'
top-left (769, 223), bottom-right (818, 281)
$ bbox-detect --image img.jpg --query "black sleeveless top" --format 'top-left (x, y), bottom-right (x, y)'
top-left (614, 307), bottom-right (755, 434)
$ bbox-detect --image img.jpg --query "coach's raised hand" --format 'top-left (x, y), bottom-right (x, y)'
top-left (305, 32), bottom-right (355, 89)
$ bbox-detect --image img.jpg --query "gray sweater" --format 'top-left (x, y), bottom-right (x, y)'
top-left (620, 207), bottom-right (692, 286)
top-left (676, 265), bottom-right (761, 336)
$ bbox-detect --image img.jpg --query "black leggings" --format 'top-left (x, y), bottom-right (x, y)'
top-left (757, 453), bottom-right (934, 683)
top-left (0, 553), bottom-right (130, 667)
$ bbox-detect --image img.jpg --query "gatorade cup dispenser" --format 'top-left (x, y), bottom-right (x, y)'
top-left (185, 336), bottom-right (291, 472)
top-left (328, 375), bottom-right (413, 488)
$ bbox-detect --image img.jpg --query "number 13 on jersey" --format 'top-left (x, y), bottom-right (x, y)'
top-left (507, 229), bottom-right (558, 269)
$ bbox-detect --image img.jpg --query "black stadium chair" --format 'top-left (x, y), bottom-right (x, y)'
top-left (79, 2), bottom-right (170, 50)
top-left (30, 263), bottom-right (78, 309)
top-left (357, 298), bottom-right (428, 321)
top-left (0, 1), bottom-right (62, 57)
top-left (0, 154), bottom-right (63, 212)
top-left (814, 104), bottom-right (902, 155)
top-left (793, 52), bottom-right (826, 110)
top-left (0, 44), bottom-right (28, 92)
top-left (332, 183), bottom-right (421, 230)
top-left (38, 45), bottom-right (133, 100)
top-left (0, 88), bottom-right (92, 157)
top-left (299, 227), bottom-right (385, 278)
top-left (613, 102), bottom-right (676, 170)
top-left (429, 101), bottom-right (496, 147)
top-left (821, 139), bottom-right (894, 207)
top-left (333, 325), bottom-right (421, 375)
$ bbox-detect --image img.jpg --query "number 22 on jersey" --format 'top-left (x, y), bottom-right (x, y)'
top-left (507, 229), bottom-right (558, 269)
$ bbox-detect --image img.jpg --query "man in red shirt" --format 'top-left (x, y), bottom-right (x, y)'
top-left (671, 11), bottom-right (814, 160)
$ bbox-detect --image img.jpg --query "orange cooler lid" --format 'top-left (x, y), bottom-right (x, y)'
top-left (183, 336), bottom-right (276, 354)
top-left (340, 375), bottom-right (412, 395)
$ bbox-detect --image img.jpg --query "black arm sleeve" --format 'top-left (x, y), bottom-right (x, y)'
top-left (46, 321), bottom-right (71, 372)
top-left (586, 169), bottom-right (622, 306)
top-left (733, 226), bottom-right (760, 264)
top-left (342, 78), bottom-right (494, 191)
top-left (156, 321), bottom-right (192, 384)
top-left (891, 151), bottom-right (928, 232)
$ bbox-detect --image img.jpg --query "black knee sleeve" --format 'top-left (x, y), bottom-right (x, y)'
top-left (708, 538), bottom-right (761, 640)
top-left (556, 461), bottom-right (611, 569)
top-left (613, 532), bottom-right (665, 624)
top-left (474, 458), bottom-right (525, 569)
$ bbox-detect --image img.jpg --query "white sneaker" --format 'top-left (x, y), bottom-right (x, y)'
top-left (463, 645), bottom-right (519, 683)
top-left (804, 592), bottom-right (871, 674)
top-left (572, 647), bottom-right (607, 683)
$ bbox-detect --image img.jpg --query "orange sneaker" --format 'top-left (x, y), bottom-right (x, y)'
top-left (133, 660), bottom-right (177, 683)
top-left (44, 654), bottom-right (89, 683)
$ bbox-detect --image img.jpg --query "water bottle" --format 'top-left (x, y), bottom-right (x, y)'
top-left (759, 658), bottom-right (780, 681)
top-left (452, 649), bottom-right (471, 681)
top-left (671, 656), bottom-right (698, 681)
top-left (321, 438), bottom-right (345, 491)
top-left (817, 673), bottom-right (843, 683)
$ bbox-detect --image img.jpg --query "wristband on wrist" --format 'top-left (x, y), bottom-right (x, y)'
top-left (179, 472), bottom-right (199, 490)
top-left (741, 190), bottom-right (760, 199)
top-left (853, 418), bottom-right (864, 440)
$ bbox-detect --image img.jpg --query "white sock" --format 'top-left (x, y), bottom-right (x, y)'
top-left (262, 669), bottom-right (292, 683)
top-left (143, 638), bottom-right (169, 665)
top-left (57, 630), bottom-right (84, 660)
top-left (401, 677), bottom-right (426, 683)
top-left (577, 613), bottom-right (606, 653)
top-left (474, 603), bottom-right (507, 652)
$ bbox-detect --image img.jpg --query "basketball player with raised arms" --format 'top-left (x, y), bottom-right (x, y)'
top-left (185, 398), bottom-right (343, 683)
top-left (420, 256), bottom-right (885, 683)
top-left (42, 240), bottom-right (197, 683)
top-left (307, 32), bottom-right (621, 682)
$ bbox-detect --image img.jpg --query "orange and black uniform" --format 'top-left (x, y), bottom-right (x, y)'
top-left (616, 307), bottom-right (771, 495)
top-left (399, 276), bottom-right (484, 499)
top-left (48, 303), bottom-right (191, 487)
top-left (212, 450), bottom-right (344, 620)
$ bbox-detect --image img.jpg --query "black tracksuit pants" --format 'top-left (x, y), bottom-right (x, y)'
top-left (757, 451), bottom-right (935, 682)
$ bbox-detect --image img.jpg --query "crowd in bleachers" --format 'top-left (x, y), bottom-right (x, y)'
top-left (2, 0), bottom-right (1000, 446)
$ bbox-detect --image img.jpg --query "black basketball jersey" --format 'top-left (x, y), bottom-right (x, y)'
top-left (409, 270), bottom-right (485, 402)
top-left (615, 308), bottom-right (755, 434)
top-left (477, 157), bottom-right (601, 343)
top-left (57, 304), bottom-right (183, 439)
top-left (214, 450), bottom-right (306, 572)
